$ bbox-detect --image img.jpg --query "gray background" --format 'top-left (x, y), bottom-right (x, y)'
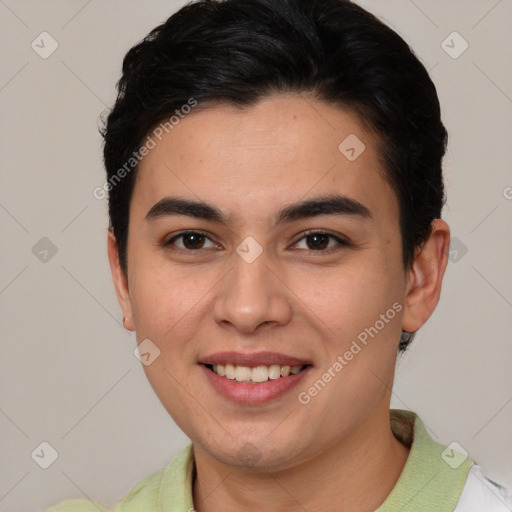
top-left (0, 1), bottom-right (511, 511)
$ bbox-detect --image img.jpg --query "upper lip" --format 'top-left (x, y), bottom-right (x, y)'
top-left (199, 351), bottom-right (312, 367)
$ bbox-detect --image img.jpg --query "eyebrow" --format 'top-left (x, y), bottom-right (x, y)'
top-left (144, 194), bottom-right (372, 225)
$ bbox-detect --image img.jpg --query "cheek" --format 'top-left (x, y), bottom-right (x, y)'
top-left (127, 264), bottom-right (213, 387)
top-left (128, 263), bottom-right (210, 412)
top-left (129, 258), bottom-right (208, 332)
top-left (287, 258), bottom-right (404, 341)
top-left (292, 262), bottom-right (404, 426)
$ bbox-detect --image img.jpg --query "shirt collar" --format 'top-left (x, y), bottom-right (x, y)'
top-left (377, 409), bottom-right (474, 511)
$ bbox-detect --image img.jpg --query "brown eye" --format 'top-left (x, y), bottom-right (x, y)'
top-left (293, 230), bottom-right (350, 252)
top-left (305, 233), bottom-right (330, 250)
top-left (164, 231), bottom-right (218, 251)
top-left (181, 233), bottom-right (205, 249)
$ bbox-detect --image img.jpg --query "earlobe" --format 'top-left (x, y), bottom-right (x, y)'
top-left (402, 219), bottom-right (450, 334)
top-left (107, 228), bottom-right (135, 331)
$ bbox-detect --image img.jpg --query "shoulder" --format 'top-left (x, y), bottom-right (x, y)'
top-left (454, 465), bottom-right (512, 512)
top-left (43, 466), bottom-right (167, 512)
top-left (43, 444), bottom-right (196, 512)
top-left (43, 498), bottom-right (110, 511)
top-left (110, 464), bottom-right (167, 511)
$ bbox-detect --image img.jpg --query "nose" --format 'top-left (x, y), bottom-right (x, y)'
top-left (212, 248), bottom-right (292, 334)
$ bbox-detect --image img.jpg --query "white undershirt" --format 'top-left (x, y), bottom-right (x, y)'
top-left (454, 465), bottom-right (512, 511)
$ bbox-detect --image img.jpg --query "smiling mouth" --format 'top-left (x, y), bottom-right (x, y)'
top-left (204, 363), bottom-right (312, 384)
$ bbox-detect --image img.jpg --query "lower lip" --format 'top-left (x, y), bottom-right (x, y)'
top-left (200, 364), bottom-right (312, 404)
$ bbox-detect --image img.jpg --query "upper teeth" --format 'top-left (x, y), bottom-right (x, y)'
top-left (212, 364), bottom-right (304, 383)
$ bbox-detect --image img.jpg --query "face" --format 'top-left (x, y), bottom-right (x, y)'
top-left (109, 94), bottom-right (425, 471)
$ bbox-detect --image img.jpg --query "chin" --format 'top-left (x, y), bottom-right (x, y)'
top-left (203, 436), bottom-right (308, 472)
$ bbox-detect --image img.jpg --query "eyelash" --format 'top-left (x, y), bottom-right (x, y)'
top-left (163, 229), bottom-right (351, 254)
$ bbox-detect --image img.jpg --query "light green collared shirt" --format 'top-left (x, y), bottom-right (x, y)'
top-left (45, 409), bottom-right (475, 511)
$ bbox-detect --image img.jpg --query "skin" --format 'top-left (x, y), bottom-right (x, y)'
top-left (108, 93), bottom-right (450, 512)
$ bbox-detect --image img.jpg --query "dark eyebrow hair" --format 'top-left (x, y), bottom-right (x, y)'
top-left (144, 194), bottom-right (372, 225)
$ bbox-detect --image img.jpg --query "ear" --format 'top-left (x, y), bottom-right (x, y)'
top-left (107, 228), bottom-right (135, 331)
top-left (402, 219), bottom-right (450, 333)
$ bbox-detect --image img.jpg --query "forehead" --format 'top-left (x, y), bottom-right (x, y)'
top-left (132, 94), bottom-right (397, 228)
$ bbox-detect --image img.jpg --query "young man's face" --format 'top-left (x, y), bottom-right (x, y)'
top-left (109, 94), bottom-right (436, 470)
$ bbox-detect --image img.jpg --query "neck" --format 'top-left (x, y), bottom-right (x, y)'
top-left (192, 408), bottom-right (410, 512)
